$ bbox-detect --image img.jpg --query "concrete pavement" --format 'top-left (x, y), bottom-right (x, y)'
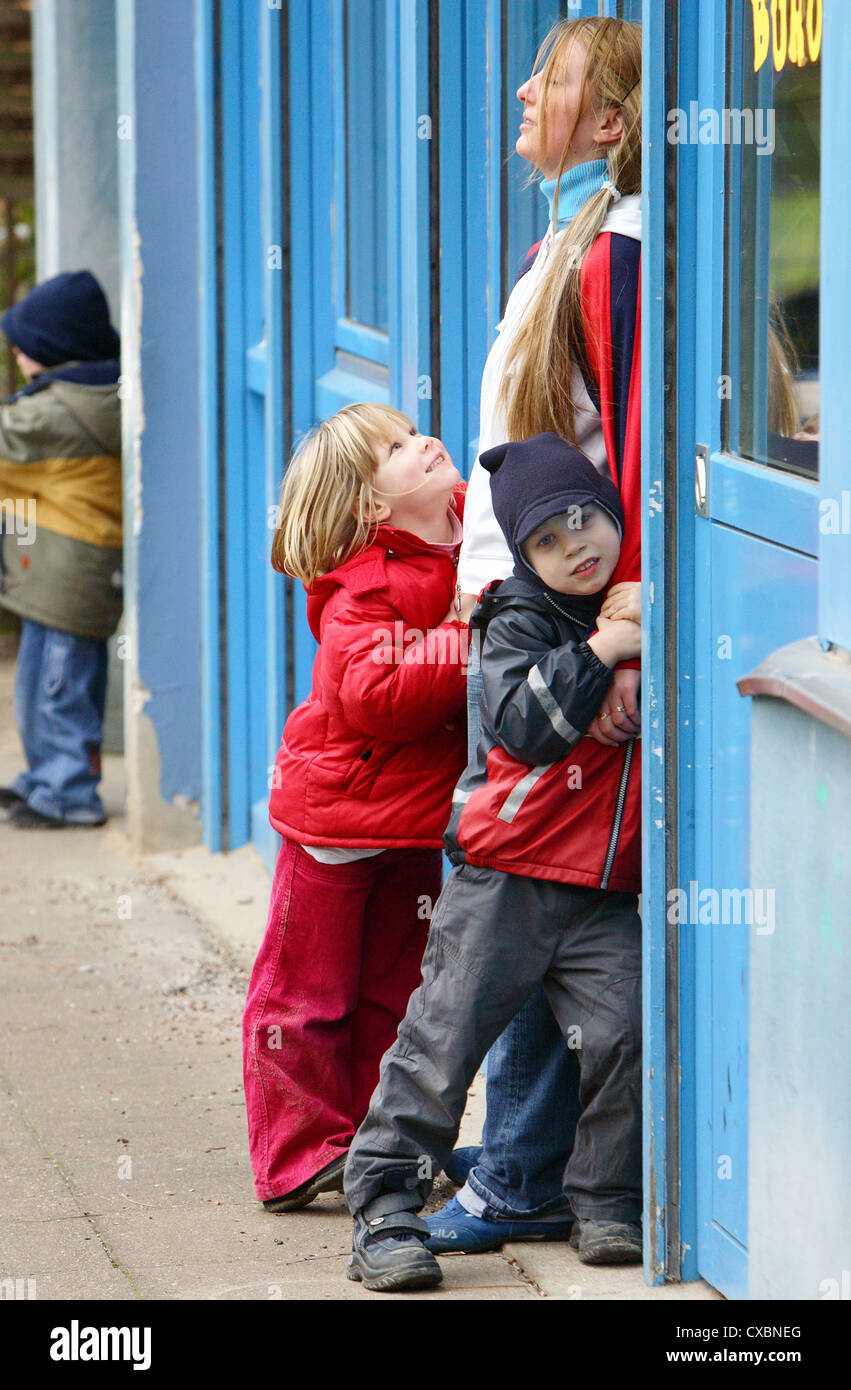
top-left (0, 649), bottom-right (719, 1301)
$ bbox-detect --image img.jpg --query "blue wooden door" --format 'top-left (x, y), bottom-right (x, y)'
top-left (682, 0), bottom-right (821, 1297)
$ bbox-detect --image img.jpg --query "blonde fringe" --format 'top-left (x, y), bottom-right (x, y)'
top-left (499, 16), bottom-right (642, 443)
top-left (271, 403), bottom-right (413, 586)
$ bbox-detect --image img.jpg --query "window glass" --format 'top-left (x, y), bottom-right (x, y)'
top-left (344, 0), bottom-right (388, 333)
top-left (724, 0), bottom-right (821, 478)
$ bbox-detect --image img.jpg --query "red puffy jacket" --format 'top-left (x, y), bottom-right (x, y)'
top-left (269, 488), bottom-right (468, 849)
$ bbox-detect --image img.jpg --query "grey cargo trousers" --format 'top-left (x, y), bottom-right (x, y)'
top-left (343, 860), bottom-right (642, 1224)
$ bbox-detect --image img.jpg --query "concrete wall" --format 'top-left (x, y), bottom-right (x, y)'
top-left (748, 696), bottom-right (851, 1299)
top-left (116, 0), bottom-right (203, 851)
top-left (32, 0), bottom-right (120, 315)
top-left (31, 0), bottom-right (124, 755)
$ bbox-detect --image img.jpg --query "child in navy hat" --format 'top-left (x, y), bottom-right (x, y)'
top-left (342, 431), bottom-right (643, 1291)
top-left (0, 271), bottom-right (122, 827)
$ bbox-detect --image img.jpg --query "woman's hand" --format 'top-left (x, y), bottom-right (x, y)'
top-left (586, 667), bottom-right (642, 747)
top-left (600, 581), bottom-right (641, 625)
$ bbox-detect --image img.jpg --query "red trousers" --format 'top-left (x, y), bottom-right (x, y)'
top-left (242, 836), bottom-right (441, 1201)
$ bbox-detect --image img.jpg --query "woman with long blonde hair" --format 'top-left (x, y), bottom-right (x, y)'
top-left (424, 15), bottom-right (645, 1261)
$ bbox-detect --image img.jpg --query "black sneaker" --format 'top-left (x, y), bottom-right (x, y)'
top-left (0, 786), bottom-right (25, 809)
top-left (348, 1208), bottom-right (442, 1292)
top-left (263, 1152), bottom-right (348, 1212)
top-left (569, 1218), bottom-right (642, 1265)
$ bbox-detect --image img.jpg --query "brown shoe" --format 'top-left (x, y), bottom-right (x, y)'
top-left (263, 1152), bottom-right (348, 1213)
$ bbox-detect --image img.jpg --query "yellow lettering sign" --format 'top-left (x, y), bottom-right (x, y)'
top-left (771, 0), bottom-right (787, 71)
top-left (806, 0), bottom-right (822, 63)
top-left (751, 0), bottom-right (821, 72)
top-left (752, 0), bottom-right (770, 72)
top-left (787, 0), bottom-right (805, 65)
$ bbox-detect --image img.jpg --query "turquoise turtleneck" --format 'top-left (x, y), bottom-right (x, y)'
top-left (540, 158), bottom-right (609, 230)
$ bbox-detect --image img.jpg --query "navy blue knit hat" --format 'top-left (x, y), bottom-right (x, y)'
top-left (481, 432), bottom-right (623, 548)
top-left (480, 433), bottom-right (624, 613)
top-left (1, 271), bottom-right (120, 367)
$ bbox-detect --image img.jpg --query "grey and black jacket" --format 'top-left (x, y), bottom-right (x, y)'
top-left (445, 576), bottom-right (641, 893)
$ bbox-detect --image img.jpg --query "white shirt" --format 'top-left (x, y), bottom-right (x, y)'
top-left (457, 195), bottom-right (642, 597)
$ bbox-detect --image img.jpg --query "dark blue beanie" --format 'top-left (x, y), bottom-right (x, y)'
top-left (481, 433), bottom-right (623, 555)
top-left (1, 270), bottom-right (120, 367)
top-left (480, 433), bottom-right (625, 615)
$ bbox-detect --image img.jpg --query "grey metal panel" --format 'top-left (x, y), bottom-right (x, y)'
top-left (748, 696), bottom-right (851, 1300)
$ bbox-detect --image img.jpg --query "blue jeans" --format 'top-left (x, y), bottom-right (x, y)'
top-left (11, 619), bottom-right (108, 823)
top-left (462, 639), bottom-right (579, 1218)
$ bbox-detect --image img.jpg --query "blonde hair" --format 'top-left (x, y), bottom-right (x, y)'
top-left (272, 403), bottom-right (414, 585)
top-left (766, 309), bottom-right (800, 437)
top-left (499, 16), bottom-right (642, 442)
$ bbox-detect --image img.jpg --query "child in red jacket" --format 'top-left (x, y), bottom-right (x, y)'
top-left (242, 403), bottom-right (468, 1211)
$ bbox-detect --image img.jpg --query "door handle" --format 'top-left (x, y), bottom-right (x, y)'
top-left (694, 444), bottom-right (709, 517)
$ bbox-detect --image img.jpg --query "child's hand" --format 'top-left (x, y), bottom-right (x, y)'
top-left (600, 581), bottom-right (641, 625)
top-left (588, 613), bottom-right (642, 667)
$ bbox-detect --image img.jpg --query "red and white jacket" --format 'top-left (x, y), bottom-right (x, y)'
top-left (268, 487), bottom-right (468, 849)
top-left (445, 576), bottom-right (640, 893)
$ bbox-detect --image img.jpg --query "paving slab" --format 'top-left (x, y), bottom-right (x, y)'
top-left (502, 1241), bottom-right (724, 1300)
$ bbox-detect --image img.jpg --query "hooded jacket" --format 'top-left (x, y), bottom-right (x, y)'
top-left (268, 487), bottom-right (469, 849)
top-left (445, 440), bottom-right (640, 892)
top-left (445, 580), bottom-right (640, 892)
top-left (0, 370), bottom-right (123, 640)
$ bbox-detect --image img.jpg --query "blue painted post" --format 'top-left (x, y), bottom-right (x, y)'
top-left (691, 0), bottom-right (734, 1295)
top-left (436, 1), bottom-right (467, 474)
top-left (463, 1), bottom-right (499, 476)
top-left (116, 0), bottom-right (204, 851)
top-left (258, 0), bottom-right (287, 869)
top-left (640, 0), bottom-right (673, 1286)
top-left (195, 0), bottom-right (223, 851)
top-left (819, 3), bottom-right (851, 650)
top-left (217, 2), bottom-right (267, 851)
top-left (387, 0), bottom-right (429, 422)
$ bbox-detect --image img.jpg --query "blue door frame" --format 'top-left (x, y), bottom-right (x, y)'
top-left (642, 0), bottom-right (843, 1295)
